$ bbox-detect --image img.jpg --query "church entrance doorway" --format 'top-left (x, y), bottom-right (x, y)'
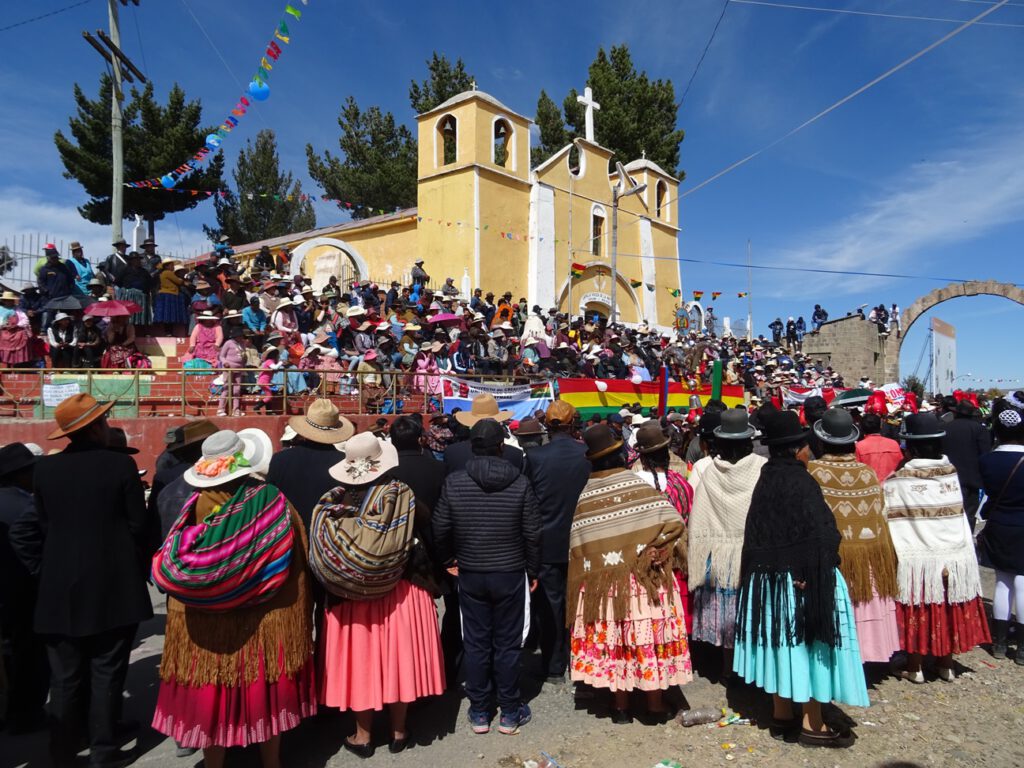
top-left (289, 237), bottom-right (371, 293)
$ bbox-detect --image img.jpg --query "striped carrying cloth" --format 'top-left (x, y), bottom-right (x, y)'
top-left (152, 482), bottom-right (294, 612)
top-left (309, 480), bottom-right (416, 601)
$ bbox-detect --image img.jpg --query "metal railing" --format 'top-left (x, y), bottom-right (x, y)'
top-left (0, 367), bottom-right (545, 419)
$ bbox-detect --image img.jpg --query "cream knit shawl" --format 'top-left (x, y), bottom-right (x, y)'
top-left (884, 457), bottom-right (983, 606)
top-left (687, 453), bottom-right (766, 591)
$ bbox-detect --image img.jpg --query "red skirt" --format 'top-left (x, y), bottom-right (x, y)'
top-left (896, 596), bottom-right (991, 657)
top-left (152, 650), bottom-right (317, 749)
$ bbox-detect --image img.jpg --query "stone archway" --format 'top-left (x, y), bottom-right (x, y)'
top-left (885, 280), bottom-right (1024, 382)
top-left (289, 237), bottom-right (370, 292)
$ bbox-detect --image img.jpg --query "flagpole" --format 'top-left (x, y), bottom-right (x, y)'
top-left (567, 175), bottom-right (574, 324)
top-left (746, 239), bottom-right (753, 341)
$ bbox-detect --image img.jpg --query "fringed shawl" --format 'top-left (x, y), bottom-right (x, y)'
top-left (884, 457), bottom-right (983, 606)
top-left (808, 454), bottom-right (899, 604)
top-left (159, 485), bottom-right (313, 688)
top-left (687, 453), bottom-right (766, 591)
top-left (567, 468), bottom-right (686, 626)
top-left (738, 457), bottom-right (842, 649)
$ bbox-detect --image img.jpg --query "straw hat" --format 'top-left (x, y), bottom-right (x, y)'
top-left (455, 394), bottom-right (513, 427)
top-left (0, 290), bottom-right (19, 302)
top-left (346, 306), bottom-right (366, 318)
top-left (184, 428), bottom-right (273, 488)
top-left (289, 399), bottom-right (355, 444)
top-left (329, 432), bottom-right (398, 485)
top-left (47, 393), bottom-right (114, 440)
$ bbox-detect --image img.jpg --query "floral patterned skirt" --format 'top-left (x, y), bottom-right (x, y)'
top-left (896, 595), bottom-right (990, 657)
top-left (570, 571), bottom-right (692, 692)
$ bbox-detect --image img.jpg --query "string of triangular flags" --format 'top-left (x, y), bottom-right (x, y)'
top-left (124, 1), bottom-right (308, 190)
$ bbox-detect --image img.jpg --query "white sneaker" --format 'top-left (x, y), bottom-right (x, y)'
top-left (937, 667), bottom-right (955, 682)
top-left (900, 669), bottom-right (925, 684)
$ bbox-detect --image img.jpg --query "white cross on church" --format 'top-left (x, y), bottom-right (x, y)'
top-left (577, 86), bottom-right (600, 142)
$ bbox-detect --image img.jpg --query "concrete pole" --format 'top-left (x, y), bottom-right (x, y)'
top-left (610, 189), bottom-right (619, 324)
top-left (108, 0), bottom-right (124, 244)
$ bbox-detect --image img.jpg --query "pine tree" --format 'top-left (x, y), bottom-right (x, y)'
top-left (532, 90), bottom-right (567, 167)
top-left (535, 45), bottom-right (685, 179)
top-left (206, 129), bottom-right (315, 243)
top-left (306, 97), bottom-right (418, 219)
top-left (307, 54), bottom-right (476, 217)
top-left (54, 75), bottom-right (225, 236)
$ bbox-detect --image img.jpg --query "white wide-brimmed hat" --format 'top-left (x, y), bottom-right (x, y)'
top-left (329, 431), bottom-right (398, 485)
top-left (184, 428), bottom-right (273, 488)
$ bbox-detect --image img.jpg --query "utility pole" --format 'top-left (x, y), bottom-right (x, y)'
top-left (609, 162), bottom-right (645, 325)
top-left (108, 0), bottom-right (124, 244)
top-left (746, 239), bottom-right (753, 340)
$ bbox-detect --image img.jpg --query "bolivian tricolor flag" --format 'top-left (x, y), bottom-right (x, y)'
top-left (570, 262), bottom-right (585, 279)
top-left (692, 290), bottom-right (704, 301)
top-left (557, 379), bottom-right (745, 419)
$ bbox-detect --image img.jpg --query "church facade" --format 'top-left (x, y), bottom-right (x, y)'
top-left (234, 87), bottom-right (683, 328)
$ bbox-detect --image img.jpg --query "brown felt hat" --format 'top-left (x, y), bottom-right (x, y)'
top-left (47, 393), bottom-right (114, 440)
top-left (583, 424), bottom-right (624, 461)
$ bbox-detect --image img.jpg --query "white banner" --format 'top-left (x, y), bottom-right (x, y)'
top-left (42, 382), bottom-right (81, 407)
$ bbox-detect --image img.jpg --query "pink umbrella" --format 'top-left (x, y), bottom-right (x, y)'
top-left (428, 313), bottom-right (462, 326)
top-left (84, 299), bottom-right (142, 318)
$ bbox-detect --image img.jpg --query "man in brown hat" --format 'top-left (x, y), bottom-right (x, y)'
top-left (30, 394), bottom-right (153, 767)
top-left (267, 398), bottom-right (354, 530)
top-left (521, 400), bottom-right (590, 683)
top-left (444, 394), bottom-right (523, 473)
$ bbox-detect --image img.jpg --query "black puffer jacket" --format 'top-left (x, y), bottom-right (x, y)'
top-left (433, 455), bottom-right (541, 578)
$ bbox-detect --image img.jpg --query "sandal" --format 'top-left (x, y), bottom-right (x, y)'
top-left (798, 726), bottom-right (855, 748)
top-left (769, 716), bottom-right (800, 742)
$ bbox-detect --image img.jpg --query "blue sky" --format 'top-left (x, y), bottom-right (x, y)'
top-left (1, 0), bottom-right (1022, 386)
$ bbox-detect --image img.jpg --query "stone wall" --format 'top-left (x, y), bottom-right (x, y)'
top-left (802, 314), bottom-right (892, 384)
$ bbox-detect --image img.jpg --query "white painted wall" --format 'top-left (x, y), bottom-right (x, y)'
top-left (528, 183), bottom-right (556, 309)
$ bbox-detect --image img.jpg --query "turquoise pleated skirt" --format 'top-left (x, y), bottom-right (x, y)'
top-left (732, 569), bottom-right (870, 707)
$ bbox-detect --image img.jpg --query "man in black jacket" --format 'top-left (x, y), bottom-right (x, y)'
top-left (522, 401), bottom-right (590, 683)
top-left (390, 415), bottom-right (443, 512)
top-left (434, 419), bottom-right (541, 736)
top-left (148, 419), bottom-right (219, 540)
top-left (266, 399), bottom-right (353, 530)
top-left (942, 399), bottom-right (992, 531)
top-left (444, 394), bottom-right (523, 474)
top-left (25, 394), bottom-right (153, 767)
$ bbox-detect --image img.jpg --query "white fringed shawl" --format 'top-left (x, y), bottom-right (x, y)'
top-left (884, 457), bottom-right (984, 606)
top-left (687, 453), bottom-right (766, 590)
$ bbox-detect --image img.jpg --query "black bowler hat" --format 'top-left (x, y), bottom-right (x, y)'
top-left (899, 413), bottom-right (946, 441)
top-left (813, 408), bottom-right (860, 445)
top-left (0, 443), bottom-right (37, 477)
top-left (763, 410), bottom-right (809, 445)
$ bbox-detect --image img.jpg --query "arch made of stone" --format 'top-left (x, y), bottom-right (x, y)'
top-left (555, 261), bottom-right (644, 323)
top-left (887, 280), bottom-right (1024, 381)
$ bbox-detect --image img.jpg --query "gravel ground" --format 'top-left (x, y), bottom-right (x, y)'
top-left (5, 568), bottom-right (1024, 768)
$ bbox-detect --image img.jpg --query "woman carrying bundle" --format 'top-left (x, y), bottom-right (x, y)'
top-left (151, 428), bottom-right (316, 768)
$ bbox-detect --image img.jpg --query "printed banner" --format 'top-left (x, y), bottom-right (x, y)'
top-left (779, 386), bottom-right (846, 407)
top-left (557, 379), bottom-right (745, 418)
top-left (42, 382), bottom-right (81, 407)
top-left (125, 1), bottom-right (308, 189)
top-left (441, 377), bottom-right (554, 422)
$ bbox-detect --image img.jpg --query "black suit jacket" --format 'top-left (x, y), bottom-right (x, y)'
top-left (942, 416), bottom-right (992, 489)
top-left (31, 442), bottom-right (153, 637)
top-left (392, 449), bottom-right (445, 513)
top-left (266, 442), bottom-right (345, 531)
top-left (0, 487), bottom-right (37, 626)
top-left (444, 438), bottom-right (523, 475)
top-left (523, 433), bottom-right (591, 564)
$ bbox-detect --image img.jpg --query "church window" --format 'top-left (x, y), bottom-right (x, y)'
top-left (493, 118), bottom-right (513, 169)
top-left (591, 206), bottom-right (606, 257)
top-left (568, 144), bottom-right (583, 177)
top-left (656, 180), bottom-right (669, 221)
top-left (437, 114), bottom-right (458, 166)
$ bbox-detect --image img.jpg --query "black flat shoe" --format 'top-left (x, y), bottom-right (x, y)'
top-left (343, 739), bottom-right (375, 759)
top-left (769, 716), bottom-right (801, 742)
top-left (388, 737), bottom-right (410, 754)
top-left (798, 726), bottom-right (856, 749)
top-left (611, 708), bottom-right (633, 725)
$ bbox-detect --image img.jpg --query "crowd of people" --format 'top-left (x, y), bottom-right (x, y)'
top-left (1, 240), bottom-right (855, 414)
top-left (0, 379), bottom-right (1017, 766)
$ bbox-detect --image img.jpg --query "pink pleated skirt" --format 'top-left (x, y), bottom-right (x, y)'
top-left (319, 580), bottom-right (446, 712)
top-left (852, 594), bottom-right (901, 663)
top-left (152, 651), bottom-right (317, 749)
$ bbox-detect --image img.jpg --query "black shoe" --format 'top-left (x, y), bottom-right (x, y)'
top-left (343, 739), bottom-right (375, 759)
top-left (611, 708), bottom-right (633, 725)
top-left (769, 716), bottom-right (801, 742)
top-left (114, 719), bottom-right (140, 737)
top-left (798, 727), bottom-right (856, 748)
top-left (991, 619), bottom-right (1009, 659)
top-left (175, 745), bottom-right (199, 758)
top-left (388, 737), bottom-right (410, 754)
top-left (89, 746), bottom-right (139, 768)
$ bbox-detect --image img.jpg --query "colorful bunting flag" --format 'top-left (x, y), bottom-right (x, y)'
top-left (667, 288), bottom-right (681, 298)
top-left (629, 279), bottom-right (643, 289)
top-left (570, 262), bottom-right (586, 279)
top-left (645, 283), bottom-right (655, 292)
top-left (711, 291), bottom-right (722, 300)
top-left (737, 291), bottom-right (748, 298)
top-left (692, 290), bottom-right (704, 301)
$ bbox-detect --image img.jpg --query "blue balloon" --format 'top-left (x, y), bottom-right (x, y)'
top-left (160, 174), bottom-right (175, 189)
top-left (248, 79), bottom-right (270, 101)
top-left (205, 133), bottom-right (222, 150)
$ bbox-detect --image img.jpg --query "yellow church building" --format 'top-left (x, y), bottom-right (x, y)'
top-left (233, 86), bottom-right (683, 328)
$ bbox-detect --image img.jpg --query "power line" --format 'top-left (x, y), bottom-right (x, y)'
top-left (0, 0), bottom-right (95, 33)
top-left (130, 3), bottom-right (149, 77)
top-left (680, 0), bottom-right (731, 106)
top-left (683, 0), bottom-right (1012, 198)
top-left (730, 0), bottom-right (1024, 29)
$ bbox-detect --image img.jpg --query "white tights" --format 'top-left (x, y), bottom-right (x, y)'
top-left (993, 570), bottom-right (1024, 622)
